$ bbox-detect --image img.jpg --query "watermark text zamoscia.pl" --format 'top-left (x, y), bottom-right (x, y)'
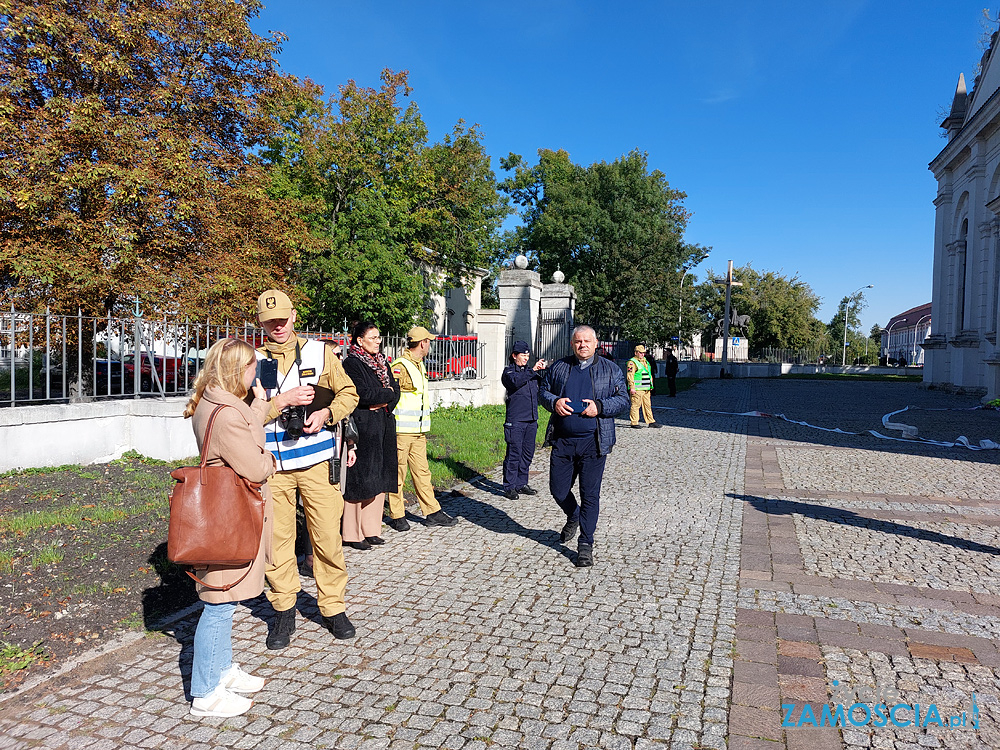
top-left (782, 684), bottom-right (979, 730)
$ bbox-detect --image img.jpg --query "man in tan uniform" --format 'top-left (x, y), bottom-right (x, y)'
top-left (626, 344), bottom-right (662, 429)
top-left (385, 326), bottom-right (458, 531)
top-left (255, 290), bottom-right (359, 648)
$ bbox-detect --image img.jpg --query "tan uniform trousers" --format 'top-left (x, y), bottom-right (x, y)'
top-left (630, 389), bottom-right (655, 426)
top-left (386, 433), bottom-right (440, 519)
top-left (265, 461), bottom-right (347, 617)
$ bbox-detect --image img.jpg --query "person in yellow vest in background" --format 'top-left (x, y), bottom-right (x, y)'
top-left (627, 345), bottom-right (662, 429)
top-left (385, 326), bottom-right (459, 531)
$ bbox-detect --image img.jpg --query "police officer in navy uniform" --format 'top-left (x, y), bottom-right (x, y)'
top-left (500, 341), bottom-right (546, 501)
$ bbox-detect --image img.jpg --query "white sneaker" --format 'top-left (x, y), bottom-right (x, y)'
top-left (221, 663), bottom-right (265, 693)
top-left (190, 684), bottom-right (252, 717)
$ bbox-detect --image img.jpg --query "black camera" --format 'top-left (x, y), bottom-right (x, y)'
top-left (279, 405), bottom-right (306, 440)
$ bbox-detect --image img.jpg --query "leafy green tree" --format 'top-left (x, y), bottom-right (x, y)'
top-left (262, 70), bottom-right (509, 333)
top-left (0, 0), bottom-right (308, 320)
top-left (500, 149), bottom-right (707, 342)
top-left (695, 265), bottom-right (826, 350)
top-left (827, 293), bottom-right (868, 354)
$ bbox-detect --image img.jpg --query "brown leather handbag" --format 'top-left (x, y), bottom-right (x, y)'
top-left (167, 404), bottom-right (265, 591)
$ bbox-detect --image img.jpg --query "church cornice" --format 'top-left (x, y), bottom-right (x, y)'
top-left (921, 334), bottom-right (948, 350)
top-left (946, 240), bottom-right (968, 255)
top-left (930, 89), bottom-right (1000, 174)
top-left (934, 189), bottom-right (953, 207)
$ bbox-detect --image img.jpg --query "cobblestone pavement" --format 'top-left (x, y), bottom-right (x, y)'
top-left (1, 378), bottom-right (999, 750)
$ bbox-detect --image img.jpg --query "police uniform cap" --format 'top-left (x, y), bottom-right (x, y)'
top-left (512, 340), bottom-right (530, 354)
top-left (257, 289), bottom-right (293, 321)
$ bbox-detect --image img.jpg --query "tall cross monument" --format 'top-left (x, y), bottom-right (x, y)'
top-left (714, 260), bottom-right (742, 376)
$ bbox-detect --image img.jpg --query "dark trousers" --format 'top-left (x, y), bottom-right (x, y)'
top-left (549, 434), bottom-right (607, 546)
top-left (502, 420), bottom-right (538, 491)
top-left (667, 374), bottom-right (677, 396)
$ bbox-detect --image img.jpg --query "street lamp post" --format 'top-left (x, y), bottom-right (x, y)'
top-left (911, 313), bottom-right (931, 365)
top-left (842, 284), bottom-right (875, 367)
top-left (677, 268), bottom-right (690, 355)
top-left (886, 318), bottom-right (907, 364)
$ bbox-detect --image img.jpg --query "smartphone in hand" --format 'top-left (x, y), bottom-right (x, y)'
top-left (256, 358), bottom-right (278, 390)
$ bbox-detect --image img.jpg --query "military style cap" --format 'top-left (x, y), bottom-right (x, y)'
top-left (634, 344), bottom-right (646, 353)
top-left (512, 340), bottom-right (530, 354)
top-left (257, 290), bottom-right (293, 321)
top-left (406, 325), bottom-right (437, 344)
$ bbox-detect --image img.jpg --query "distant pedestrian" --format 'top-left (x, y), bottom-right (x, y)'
top-left (664, 347), bottom-right (679, 397)
top-left (500, 340), bottom-right (546, 501)
top-left (626, 345), bottom-right (661, 428)
top-left (540, 325), bottom-right (629, 567)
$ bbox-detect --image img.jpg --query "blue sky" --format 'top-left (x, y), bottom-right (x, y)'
top-left (251, 1), bottom-right (994, 333)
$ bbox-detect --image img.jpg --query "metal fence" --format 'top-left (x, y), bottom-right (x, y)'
top-left (748, 347), bottom-right (878, 366)
top-left (1, 307), bottom-right (482, 407)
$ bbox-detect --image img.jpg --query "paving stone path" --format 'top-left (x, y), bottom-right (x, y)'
top-left (1, 378), bottom-right (998, 750)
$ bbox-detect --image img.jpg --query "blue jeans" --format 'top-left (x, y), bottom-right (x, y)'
top-left (191, 601), bottom-right (237, 697)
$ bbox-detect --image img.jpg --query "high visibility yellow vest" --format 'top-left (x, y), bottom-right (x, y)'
top-left (629, 357), bottom-right (653, 390)
top-left (392, 356), bottom-right (431, 433)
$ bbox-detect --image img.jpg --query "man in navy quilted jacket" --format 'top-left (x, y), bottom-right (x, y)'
top-left (540, 325), bottom-right (629, 567)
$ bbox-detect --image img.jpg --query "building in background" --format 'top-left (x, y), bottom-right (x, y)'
top-left (926, 29), bottom-right (1000, 398)
top-left (882, 303), bottom-right (931, 365)
top-left (423, 264), bottom-right (487, 336)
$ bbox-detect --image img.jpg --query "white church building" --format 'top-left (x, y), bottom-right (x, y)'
top-left (926, 29), bottom-right (1000, 399)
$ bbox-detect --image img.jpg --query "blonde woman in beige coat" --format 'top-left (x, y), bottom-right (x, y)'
top-left (183, 338), bottom-right (276, 718)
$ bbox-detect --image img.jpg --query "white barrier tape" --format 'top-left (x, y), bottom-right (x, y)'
top-left (651, 405), bottom-right (999, 451)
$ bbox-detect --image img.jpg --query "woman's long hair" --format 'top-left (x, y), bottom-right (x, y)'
top-left (183, 338), bottom-right (256, 418)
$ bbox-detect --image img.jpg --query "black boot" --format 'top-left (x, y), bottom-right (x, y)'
top-left (385, 516), bottom-right (410, 532)
top-left (322, 612), bottom-right (357, 640)
top-left (559, 515), bottom-right (580, 544)
top-left (575, 543), bottom-right (594, 568)
top-left (266, 607), bottom-right (296, 650)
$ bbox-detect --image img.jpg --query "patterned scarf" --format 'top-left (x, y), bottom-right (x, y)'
top-left (348, 343), bottom-right (391, 388)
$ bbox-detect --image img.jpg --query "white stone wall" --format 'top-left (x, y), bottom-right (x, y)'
top-left (0, 397), bottom-right (197, 472)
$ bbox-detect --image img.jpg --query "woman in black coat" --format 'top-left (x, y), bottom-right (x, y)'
top-left (341, 321), bottom-right (400, 549)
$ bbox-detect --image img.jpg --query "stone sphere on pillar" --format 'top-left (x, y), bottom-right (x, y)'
top-left (514, 254), bottom-right (529, 269)
top-left (552, 269), bottom-right (565, 283)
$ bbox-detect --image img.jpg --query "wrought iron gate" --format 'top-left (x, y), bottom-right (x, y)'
top-left (535, 311), bottom-right (572, 363)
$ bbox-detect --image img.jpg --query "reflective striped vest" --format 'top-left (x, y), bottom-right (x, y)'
top-left (257, 339), bottom-right (334, 471)
top-left (629, 357), bottom-right (653, 390)
top-left (392, 356), bottom-right (431, 434)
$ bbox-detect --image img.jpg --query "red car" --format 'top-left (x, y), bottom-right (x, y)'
top-left (123, 354), bottom-right (189, 392)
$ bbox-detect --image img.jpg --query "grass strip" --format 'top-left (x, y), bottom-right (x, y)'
top-left (0, 641), bottom-right (47, 676)
top-left (423, 404), bottom-right (552, 487)
top-left (0, 499), bottom-right (163, 535)
top-left (31, 542), bottom-right (64, 568)
top-left (653, 377), bottom-right (698, 393)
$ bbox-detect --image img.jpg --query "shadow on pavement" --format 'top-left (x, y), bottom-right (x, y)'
top-left (729, 493), bottom-right (1000, 555)
top-left (446, 489), bottom-right (575, 562)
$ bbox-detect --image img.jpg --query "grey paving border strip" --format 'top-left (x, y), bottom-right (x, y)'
top-left (729, 428), bottom-right (1000, 749)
